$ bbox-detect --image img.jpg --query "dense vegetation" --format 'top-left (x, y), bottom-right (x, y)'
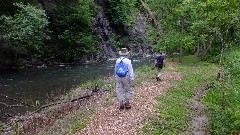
top-left (203, 47), bottom-right (240, 134)
top-left (144, 55), bottom-right (217, 134)
top-left (1, 0), bottom-right (239, 66)
top-left (0, 0), bottom-right (139, 67)
top-left (0, 0), bottom-right (240, 133)
top-left (143, 1), bottom-right (240, 134)
top-left (147, 0), bottom-right (240, 62)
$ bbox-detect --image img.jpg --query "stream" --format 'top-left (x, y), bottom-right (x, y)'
top-left (0, 57), bottom-right (154, 122)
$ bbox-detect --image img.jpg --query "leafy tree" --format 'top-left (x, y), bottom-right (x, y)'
top-left (0, 2), bottom-right (49, 65)
top-left (107, 0), bottom-right (137, 25)
top-left (49, 1), bottom-right (99, 62)
top-left (147, 0), bottom-right (240, 62)
top-left (188, 0), bottom-right (240, 57)
top-left (146, 0), bottom-right (193, 62)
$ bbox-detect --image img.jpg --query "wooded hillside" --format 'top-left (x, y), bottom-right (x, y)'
top-left (0, 0), bottom-right (239, 68)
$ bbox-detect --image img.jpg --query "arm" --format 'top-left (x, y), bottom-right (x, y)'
top-left (163, 56), bottom-right (166, 67)
top-left (128, 60), bottom-right (134, 81)
top-left (114, 59), bottom-right (118, 77)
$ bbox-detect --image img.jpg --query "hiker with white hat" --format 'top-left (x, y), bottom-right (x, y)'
top-left (114, 48), bottom-right (135, 110)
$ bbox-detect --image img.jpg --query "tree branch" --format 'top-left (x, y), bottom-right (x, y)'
top-left (0, 102), bottom-right (24, 107)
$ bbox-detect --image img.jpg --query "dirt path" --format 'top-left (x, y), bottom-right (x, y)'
top-left (75, 64), bottom-right (182, 135)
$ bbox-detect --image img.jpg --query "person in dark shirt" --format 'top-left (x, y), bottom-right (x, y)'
top-left (155, 52), bottom-right (165, 81)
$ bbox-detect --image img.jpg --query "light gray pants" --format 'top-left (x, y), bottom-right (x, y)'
top-left (115, 73), bottom-right (133, 103)
top-left (157, 68), bottom-right (162, 79)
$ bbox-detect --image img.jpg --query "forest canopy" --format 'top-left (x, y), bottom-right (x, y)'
top-left (0, 0), bottom-right (239, 66)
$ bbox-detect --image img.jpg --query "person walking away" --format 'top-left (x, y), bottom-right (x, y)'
top-left (155, 52), bottom-right (165, 81)
top-left (115, 48), bottom-right (134, 110)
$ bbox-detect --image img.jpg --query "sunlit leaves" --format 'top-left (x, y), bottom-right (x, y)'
top-left (189, 0), bottom-right (240, 37)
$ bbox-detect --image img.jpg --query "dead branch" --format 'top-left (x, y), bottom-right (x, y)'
top-left (0, 102), bottom-right (24, 107)
top-left (0, 94), bottom-right (34, 108)
top-left (27, 87), bottom-right (98, 116)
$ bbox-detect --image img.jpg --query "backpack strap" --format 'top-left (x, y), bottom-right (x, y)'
top-left (119, 58), bottom-right (128, 72)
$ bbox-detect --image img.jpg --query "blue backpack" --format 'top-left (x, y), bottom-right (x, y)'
top-left (116, 58), bottom-right (128, 77)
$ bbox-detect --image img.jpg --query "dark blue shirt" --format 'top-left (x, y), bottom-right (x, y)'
top-left (156, 55), bottom-right (165, 65)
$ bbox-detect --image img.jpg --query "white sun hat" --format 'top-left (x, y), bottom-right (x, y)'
top-left (119, 48), bottom-right (129, 56)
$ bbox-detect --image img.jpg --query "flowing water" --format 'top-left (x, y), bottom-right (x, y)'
top-left (0, 57), bottom-right (154, 122)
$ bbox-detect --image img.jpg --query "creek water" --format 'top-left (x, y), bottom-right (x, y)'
top-left (0, 57), bottom-right (154, 122)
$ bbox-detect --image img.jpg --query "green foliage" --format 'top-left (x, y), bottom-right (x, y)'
top-left (0, 2), bottom-right (49, 63)
top-left (80, 78), bottom-right (114, 91)
top-left (0, 124), bottom-right (3, 132)
top-left (144, 55), bottom-right (217, 134)
top-left (154, 30), bottom-right (181, 52)
top-left (0, 2), bottom-right (49, 46)
top-left (11, 120), bottom-right (21, 135)
top-left (147, 0), bottom-right (240, 59)
top-left (50, 1), bottom-right (99, 62)
top-left (189, 0), bottom-right (240, 56)
top-left (71, 111), bottom-right (90, 133)
top-left (107, 0), bottom-right (137, 25)
top-left (224, 47), bottom-right (240, 78)
top-left (154, 30), bottom-right (195, 54)
top-left (146, 0), bottom-right (194, 57)
top-left (146, 0), bottom-right (183, 30)
top-left (203, 47), bottom-right (240, 134)
top-left (0, 0), bottom-right (39, 16)
top-left (106, 0), bottom-right (138, 45)
top-left (35, 100), bottom-right (40, 109)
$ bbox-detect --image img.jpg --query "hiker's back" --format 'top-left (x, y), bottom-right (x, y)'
top-left (116, 58), bottom-right (128, 77)
top-left (156, 55), bottom-right (165, 65)
top-left (115, 57), bottom-right (134, 80)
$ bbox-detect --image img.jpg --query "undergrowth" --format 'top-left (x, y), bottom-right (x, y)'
top-left (143, 55), bottom-right (217, 134)
top-left (203, 47), bottom-right (240, 134)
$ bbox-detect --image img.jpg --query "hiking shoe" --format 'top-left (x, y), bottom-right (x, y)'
top-left (156, 77), bottom-right (160, 81)
top-left (119, 102), bottom-right (124, 110)
top-left (119, 104), bottom-right (124, 110)
top-left (125, 101), bottom-right (131, 109)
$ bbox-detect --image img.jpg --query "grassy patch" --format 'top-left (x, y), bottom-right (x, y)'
top-left (134, 64), bottom-right (159, 83)
top-left (143, 55), bottom-right (217, 134)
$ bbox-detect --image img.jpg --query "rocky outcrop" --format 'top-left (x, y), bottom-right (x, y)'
top-left (93, 8), bottom-right (117, 59)
top-left (129, 14), bottom-right (154, 57)
top-left (93, 2), bottom-right (154, 59)
top-left (38, 0), bottom-right (155, 62)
